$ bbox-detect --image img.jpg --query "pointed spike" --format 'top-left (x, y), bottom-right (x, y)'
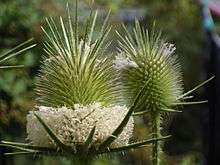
top-left (88, 11), bottom-right (98, 45)
top-left (178, 76), bottom-right (215, 99)
top-left (0, 38), bottom-right (34, 60)
top-left (4, 151), bottom-right (41, 156)
top-left (98, 83), bottom-right (148, 150)
top-left (1, 141), bottom-right (57, 152)
top-left (132, 110), bottom-right (150, 116)
top-left (4, 151), bottom-right (63, 157)
top-left (74, 0), bottom-right (78, 55)
top-left (100, 10), bottom-right (110, 35)
top-left (84, 126), bottom-right (96, 149)
top-left (34, 113), bottom-right (72, 153)
top-left (0, 65), bottom-right (24, 69)
top-left (60, 16), bottom-right (71, 53)
top-left (0, 144), bottom-right (37, 153)
top-left (100, 135), bottom-right (171, 154)
top-left (181, 95), bottom-right (194, 100)
top-left (0, 44), bottom-right (36, 64)
top-left (172, 100), bottom-right (208, 106)
top-left (161, 108), bottom-right (182, 113)
top-left (67, 4), bottom-right (75, 57)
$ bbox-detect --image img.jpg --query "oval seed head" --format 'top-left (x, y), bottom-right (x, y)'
top-left (116, 22), bottom-right (183, 112)
top-left (26, 104), bottom-right (134, 149)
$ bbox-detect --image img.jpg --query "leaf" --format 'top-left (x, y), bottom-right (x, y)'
top-left (160, 108), bottom-right (182, 113)
top-left (4, 151), bottom-right (41, 156)
top-left (34, 113), bottom-right (72, 153)
top-left (0, 44), bottom-right (36, 64)
top-left (0, 38), bottom-right (35, 69)
top-left (0, 39), bottom-right (35, 61)
top-left (132, 110), bottom-right (150, 116)
top-left (98, 83), bottom-right (148, 150)
top-left (100, 135), bottom-right (171, 154)
top-left (0, 65), bottom-right (24, 69)
top-left (84, 126), bottom-right (96, 149)
top-left (0, 141), bottom-right (57, 152)
top-left (0, 144), bottom-right (37, 153)
top-left (177, 76), bottom-right (215, 100)
top-left (172, 100), bottom-right (208, 106)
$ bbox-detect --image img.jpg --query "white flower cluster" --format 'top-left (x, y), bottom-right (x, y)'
top-left (114, 53), bottom-right (137, 70)
top-left (114, 43), bottom-right (176, 71)
top-left (163, 43), bottom-right (176, 56)
top-left (26, 103), bottom-right (134, 149)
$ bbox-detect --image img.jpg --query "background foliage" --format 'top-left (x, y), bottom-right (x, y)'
top-left (0, 0), bottom-right (212, 164)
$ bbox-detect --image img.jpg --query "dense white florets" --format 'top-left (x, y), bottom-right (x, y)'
top-left (26, 103), bottom-right (134, 149)
top-left (114, 43), bottom-right (176, 71)
top-left (114, 53), bottom-right (137, 70)
top-left (163, 43), bottom-right (176, 56)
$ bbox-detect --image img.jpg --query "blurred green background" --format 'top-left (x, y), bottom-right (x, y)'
top-left (0, 0), bottom-right (213, 164)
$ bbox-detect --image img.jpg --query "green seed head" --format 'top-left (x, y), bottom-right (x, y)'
top-left (36, 11), bottom-right (120, 108)
top-left (116, 22), bottom-right (183, 112)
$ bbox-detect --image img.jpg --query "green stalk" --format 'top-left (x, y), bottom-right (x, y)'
top-left (72, 156), bottom-right (92, 165)
top-left (151, 111), bottom-right (161, 165)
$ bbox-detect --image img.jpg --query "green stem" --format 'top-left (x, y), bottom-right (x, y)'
top-left (151, 111), bottom-right (161, 165)
top-left (71, 156), bottom-right (92, 165)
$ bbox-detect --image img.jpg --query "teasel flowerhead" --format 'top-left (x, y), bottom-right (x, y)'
top-left (0, 4), bottom-right (170, 159)
top-left (29, 5), bottom-right (135, 153)
top-left (36, 12), bottom-right (119, 108)
top-left (115, 21), bottom-right (212, 114)
top-left (116, 21), bottom-right (213, 165)
top-left (115, 22), bottom-right (183, 113)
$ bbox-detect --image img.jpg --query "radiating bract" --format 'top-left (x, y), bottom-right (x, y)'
top-left (36, 10), bottom-right (121, 107)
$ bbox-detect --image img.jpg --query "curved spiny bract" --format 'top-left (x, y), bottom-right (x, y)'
top-left (116, 21), bottom-right (184, 165)
top-left (0, 39), bottom-right (36, 69)
top-left (36, 9), bottom-right (120, 108)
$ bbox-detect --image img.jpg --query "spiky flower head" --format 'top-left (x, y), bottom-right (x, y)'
top-left (116, 22), bottom-right (183, 112)
top-left (36, 8), bottom-right (120, 107)
top-left (116, 21), bottom-right (213, 165)
top-left (27, 6), bottom-right (136, 154)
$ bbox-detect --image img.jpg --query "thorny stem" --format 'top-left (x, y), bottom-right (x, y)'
top-left (151, 111), bottom-right (161, 165)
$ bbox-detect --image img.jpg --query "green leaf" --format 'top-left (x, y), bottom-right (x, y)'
top-left (100, 135), bottom-right (171, 154)
top-left (160, 108), bottom-right (182, 113)
top-left (0, 41), bottom-right (36, 65)
top-left (0, 144), bottom-right (37, 153)
top-left (132, 110), bottom-right (150, 116)
top-left (98, 83), bottom-right (148, 150)
top-left (177, 76), bottom-right (215, 100)
top-left (172, 100), bottom-right (208, 106)
top-left (84, 126), bottom-right (96, 149)
top-left (0, 65), bottom-right (24, 69)
top-left (4, 151), bottom-right (41, 156)
top-left (34, 113), bottom-right (72, 153)
top-left (0, 39), bottom-right (35, 61)
top-left (1, 141), bottom-right (57, 152)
